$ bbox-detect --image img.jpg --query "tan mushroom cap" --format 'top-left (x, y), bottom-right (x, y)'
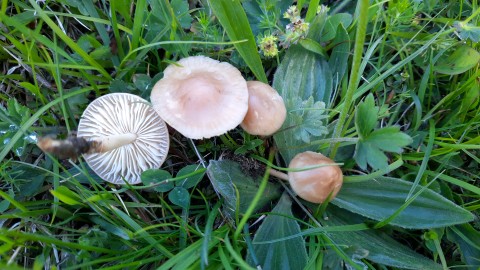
top-left (150, 56), bottom-right (249, 139)
top-left (240, 81), bottom-right (286, 136)
top-left (288, 151), bottom-right (343, 203)
top-left (77, 93), bottom-right (169, 185)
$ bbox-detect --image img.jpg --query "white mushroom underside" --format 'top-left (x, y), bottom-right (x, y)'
top-left (77, 93), bottom-right (169, 184)
top-left (151, 56), bottom-right (249, 139)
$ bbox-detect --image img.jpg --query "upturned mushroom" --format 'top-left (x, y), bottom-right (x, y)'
top-left (150, 55), bottom-right (249, 139)
top-left (269, 151), bottom-right (343, 203)
top-left (77, 93), bottom-right (170, 184)
top-left (39, 93), bottom-right (170, 185)
top-left (240, 81), bottom-right (286, 136)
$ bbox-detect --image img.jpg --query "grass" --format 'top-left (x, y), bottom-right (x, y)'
top-left (1, 0), bottom-right (480, 269)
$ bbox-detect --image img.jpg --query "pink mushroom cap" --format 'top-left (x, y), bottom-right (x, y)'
top-left (288, 151), bottom-right (343, 203)
top-left (150, 56), bottom-right (249, 139)
top-left (240, 81), bottom-right (286, 136)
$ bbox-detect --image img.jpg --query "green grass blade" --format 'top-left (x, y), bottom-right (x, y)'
top-left (111, 207), bottom-right (173, 258)
top-left (201, 201), bottom-right (221, 268)
top-left (0, 229), bottom-right (116, 254)
top-left (27, 0), bottom-right (111, 79)
top-left (330, 0), bottom-right (369, 158)
top-left (0, 13), bottom-right (106, 93)
top-left (0, 190), bottom-right (28, 212)
top-left (209, 0), bottom-right (267, 82)
top-left (406, 120), bottom-right (435, 200)
top-left (131, 0), bottom-right (147, 57)
top-left (158, 227), bottom-right (225, 270)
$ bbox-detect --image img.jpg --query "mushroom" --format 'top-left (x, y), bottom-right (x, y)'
top-left (150, 55), bottom-right (249, 139)
top-left (269, 151), bottom-right (343, 203)
top-left (76, 93), bottom-right (170, 185)
top-left (240, 81), bottom-right (286, 136)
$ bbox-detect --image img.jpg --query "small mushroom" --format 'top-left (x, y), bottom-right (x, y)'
top-left (240, 81), bottom-right (286, 136)
top-left (269, 151), bottom-right (343, 203)
top-left (77, 93), bottom-right (170, 185)
top-left (150, 55), bottom-right (249, 139)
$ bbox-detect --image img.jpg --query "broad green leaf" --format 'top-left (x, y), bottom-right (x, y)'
top-left (447, 224), bottom-right (480, 270)
top-left (141, 169), bottom-right (174, 192)
top-left (168, 187), bottom-right (190, 209)
top-left (209, 0), bottom-right (267, 82)
top-left (274, 97), bottom-right (329, 162)
top-left (176, 164), bottom-right (205, 189)
top-left (329, 24), bottom-right (350, 92)
top-left (50, 186), bottom-right (83, 206)
top-left (434, 45), bottom-right (480, 75)
top-left (206, 159), bottom-right (281, 219)
top-left (321, 13), bottom-right (353, 42)
top-left (247, 193), bottom-right (308, 270)
top-left (333, 177), bottom-right (474, 229)
top-left (355, 94), bottom-right (378, 138)
top-left (324, 206), bottom-right (442, 269)
top-left (273, 45), bottom-right (333, 107)
top-left (273, 45), bottom-right (332, 162)
top-left (306, 4), bottom-right (328, 42)
top-left (299, 38), bottom-right (326, 57)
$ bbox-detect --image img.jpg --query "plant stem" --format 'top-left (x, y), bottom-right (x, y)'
top-left (330, 0), bottom-right (370, 159)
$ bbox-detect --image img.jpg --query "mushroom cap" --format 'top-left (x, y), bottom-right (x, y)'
top-left (150, 56), bottom-right (249, 139)
top-left (77, 93), bottom-right (169, 185)
top-left (240, 81), bottom-right (286, 136)
top-left (288, 151), bottom-right (343, 203)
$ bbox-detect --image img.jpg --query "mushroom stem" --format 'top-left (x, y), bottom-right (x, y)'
top-left (90, 133), bottom-right (138, 153)
top-left (268, 168), bottom-right (289, 181)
